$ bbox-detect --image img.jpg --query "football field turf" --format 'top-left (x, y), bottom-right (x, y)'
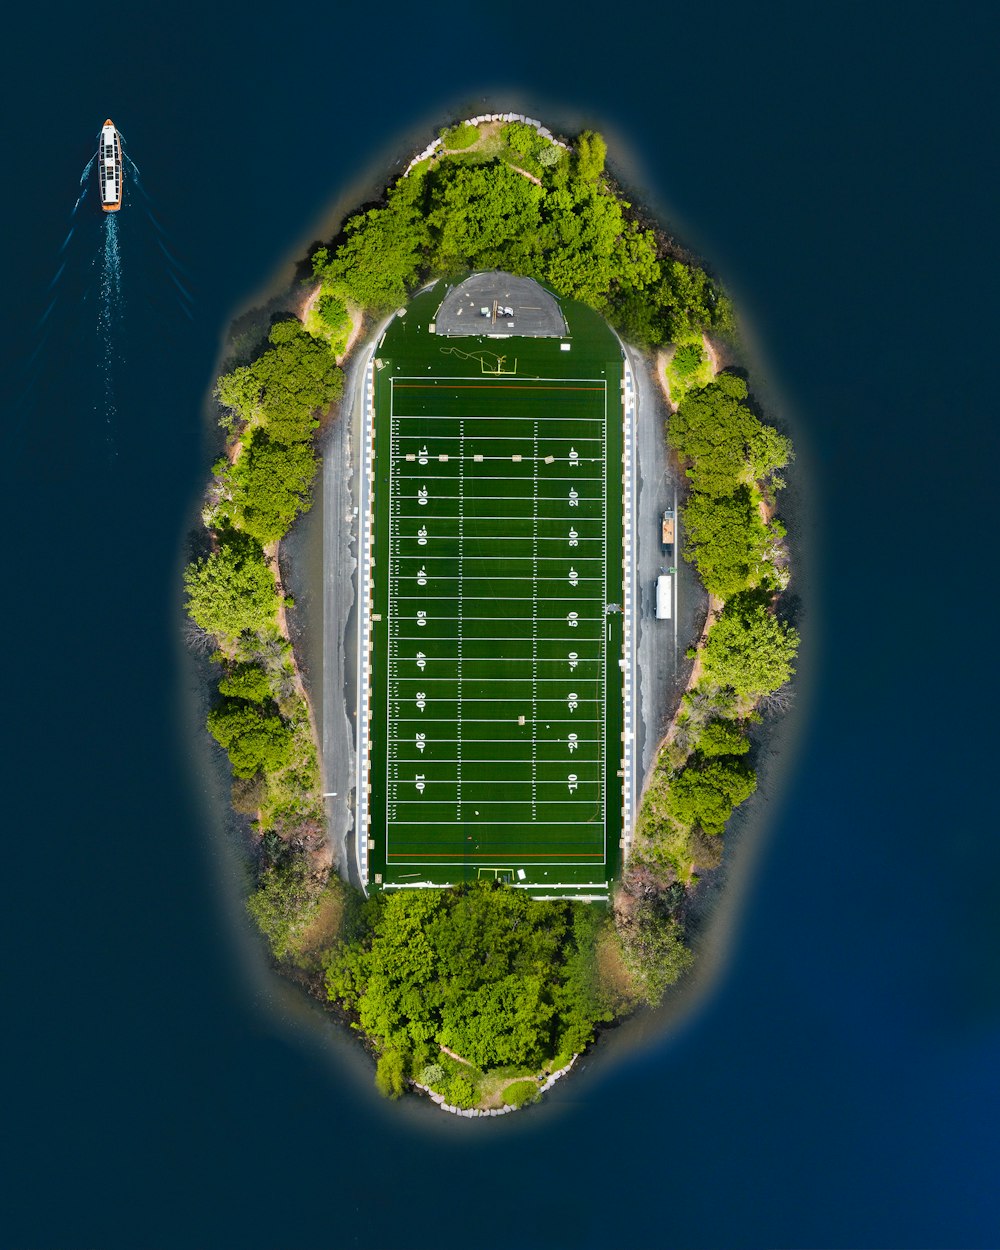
top-left (363, 284), bottom-right (624, 896)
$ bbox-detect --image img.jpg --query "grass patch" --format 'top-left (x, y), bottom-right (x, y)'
top-left (502, 1080), bottom-right (541, 1108)
top-left (440, 122), bottom-right (480, 150)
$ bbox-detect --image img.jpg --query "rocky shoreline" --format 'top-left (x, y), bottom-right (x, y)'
top-left (412, 1056), bottom-right (579, 1118)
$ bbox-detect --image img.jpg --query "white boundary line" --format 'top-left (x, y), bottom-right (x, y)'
top-left (355, 348), bottom-right (378, 890)
top-left (620, 342), bottom-right (637, 865)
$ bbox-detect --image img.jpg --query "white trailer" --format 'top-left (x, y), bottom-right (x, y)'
top-left (656, 573), bottom-right (673, 620)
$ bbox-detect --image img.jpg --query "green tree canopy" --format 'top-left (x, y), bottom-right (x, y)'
top-left (184, 536), bottom-right (279, 640)
top-left (670, 374), bottom-right (790, 497)
top-left (665, 756), bottom-right (758, 836)
top-left (703, 596), bottom-right (799, 697)
top-left (225, 432), bottom-right (318, 544)
top-left (440, 974), bottom-right (555, 1069)
top-left (375, 1050), bottom-right (407, 1099)
top-left (302, 127), bottom-right (726, 348)
top-left (426, 160), bottom-right (545, 275)
top-left (696, 718), bottom-right (751, 757)
top-left (314, 178), bottom-right (430, 312)
top-left (207, 701), bottom-right (293, 779)
top-left (218, 663), bottom-right (273, 703)
top-left (575, 130), bottom-right (607, 182)
top-left (682, 486), bottom-right (769, 599)
top-left (216, 320), bottom-right (343, 442)
top-left (324, 884), bottom-right (614, 1070)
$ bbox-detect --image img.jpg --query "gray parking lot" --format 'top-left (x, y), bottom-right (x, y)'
top-left (433, 272), bottom-right (567, 338)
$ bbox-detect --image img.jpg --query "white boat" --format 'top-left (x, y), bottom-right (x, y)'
top-left (99, 119), bottom-right (123, 212)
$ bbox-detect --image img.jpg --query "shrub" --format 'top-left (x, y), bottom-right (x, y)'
top-left (441, 122), bottom-right (479, 150)
top-left (375, 1050), bottom-right (407, 1100)
top-left (672, 341), bottom-right (705, 380)
top-left (695, 719), bottom-right (750, 758)
top-left (312, 291), bottom-right (351, 351)
top-left (184, 536), bottom-right (279, 641)
top-left (218, 664), bottom-right (272, 703)
top-left (417, 1063), bottom-right (446, 1089)
top-left (501, 121), bottom-right (541, 157)
top-left (206, 701), bottom-right (292, 778)
top-left (503, 1080), bottom-right (540, 1108)
top-left (246, 858), bottom-right (316, 958)
top-left (446, 1072), bottom-right (477, 1109)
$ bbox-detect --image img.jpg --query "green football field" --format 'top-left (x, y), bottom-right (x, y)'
top-left (365, 285), bottom-right (624, 896)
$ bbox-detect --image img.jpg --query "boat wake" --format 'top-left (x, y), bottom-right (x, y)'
top-left (96, 213), bottom-right (123, 443)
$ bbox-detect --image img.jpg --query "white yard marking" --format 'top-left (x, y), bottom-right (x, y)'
top-left (384, 379), bottom-right (611, 867)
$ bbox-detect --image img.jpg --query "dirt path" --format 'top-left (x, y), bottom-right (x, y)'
top-left (432, 122), bottom-right (544, 187)
top-left (336, 302), bottom-right (364, 364)
top-left (299, 281), bottom-right (320, 322)
top-left (655, 348), bottom-right (678, 412)
top-left (702, 333), bottom-right (721, 375)
top-left (507, 163), bottom-right (542, 186)
top-left (439, 1044), bottom-right (473, 1067)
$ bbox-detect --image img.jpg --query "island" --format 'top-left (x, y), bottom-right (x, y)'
top-left (183, 114), bottom-right (798, 1114)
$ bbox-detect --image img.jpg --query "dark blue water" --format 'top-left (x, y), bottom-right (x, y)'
top-left (3, 4), bottom-right (998, 1248)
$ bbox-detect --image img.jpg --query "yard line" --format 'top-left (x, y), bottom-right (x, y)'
top-left (389, 716), bottom-right (604, 724)
top-left (390, 675), bottom-right (602, 682)
top-left (390, 417), bottom-right (605, 427)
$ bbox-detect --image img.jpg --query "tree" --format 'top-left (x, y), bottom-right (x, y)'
top-left (439, 974), bottom-right (555, 1069)
top-left (375, 1050), bottom-right (407, 1099)
top-left (575, 130), bottom-right (607, 182)
top-left (226, 432), bottom-right (318, 544)
top-left (317, 183), bottom-right (429, 312)
top-left (183, 537), bottom-right (278, 640)
top-left (618, 898), bottom-right (694, 1005)
top-left (417, 1063), bottom-right (445, 1088)
top-left (696, 718), bottom-right (750, 757)
top-left (445, 1072), bottom-right (477, 1109)
top-left (207, 701), bottom-right (292, 778)
top-left (312, 291), bottom-right (351, 352)
top-left (670, 374), bottom-right (791, 496)
top-left (215, 364), bottom-right (262, 424)
top-left (218, 663), bottom-right (273, 703)
top-left (654, 259), bottom-right (729, 340)
top-left (672, 341), bottom-right (706, 381)
top-left (682, 487), bottom-right (769, 599)
top-left (501, 121), bottom-right (540, 157)
top-left (703, 596), bottom-right (799, 697)
top-left (215, 320), bottom-right (342, 441)
top-left (246, 857), bottom-right (316, 958)
top-left (665, 757), bottom-right (757, 836)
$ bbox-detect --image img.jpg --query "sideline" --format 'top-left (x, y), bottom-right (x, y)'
top-left (619, 341), bottom-right (638, 865)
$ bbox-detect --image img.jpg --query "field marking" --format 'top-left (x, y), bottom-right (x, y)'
top-left (383, 376), bottom-right (611, 874)
top-left (387, 850), bottom-right (604, 857)
top-left (394, 383), bottom-right (604, 392)
top-left (455, 420), bottom-right (464, 819)
top-left (392, 675), bottom-right (602, 682)
top-left (390, 414), bottom-right (605, 424)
